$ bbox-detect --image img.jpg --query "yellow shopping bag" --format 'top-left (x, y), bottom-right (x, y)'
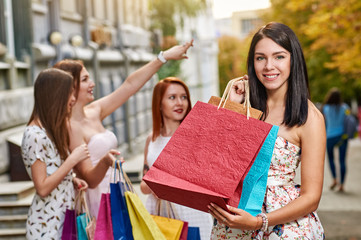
top-left (151, 215), bottom-right (184, 240)
top-left (125, 191), bottom-right (166, 240)
top-left (151, 200), bottom-right (185, 240)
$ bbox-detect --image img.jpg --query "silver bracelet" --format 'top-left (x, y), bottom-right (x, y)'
top-left (256, 212), bottom-right (268, 232)
top-left (157, 51), bottom-right (167, 63)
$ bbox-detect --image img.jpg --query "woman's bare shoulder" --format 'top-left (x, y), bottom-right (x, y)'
top-left (298, 100), bottom-right (326, 140)
top-left (84, 103), bottom-right (102, 119)
top-left (146, 132), bottom-right (153, 144)
top-left (68, 120), bottom-right (86, 150)
top-left (307, 100), bottom-right (324, 124)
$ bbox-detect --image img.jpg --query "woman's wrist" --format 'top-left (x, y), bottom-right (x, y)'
top-left (256, 212), bottom-right (269, 232)
top-left (157, 51), bottom-right (167, 63)
top-left (71, 172), bottom-right (76, 181)
top-left (107, 157), bottom-right (115, 167)
top-left (254, 216), bottom-right (262, 230)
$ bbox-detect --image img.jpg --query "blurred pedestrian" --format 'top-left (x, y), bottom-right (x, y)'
top-left (321, 87), bottom-right (350, 192)
top-left (140, 77), bottom-right (213, 240)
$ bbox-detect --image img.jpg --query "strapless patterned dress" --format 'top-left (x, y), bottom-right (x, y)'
top-left (211, 136), bottom-right (324, 239)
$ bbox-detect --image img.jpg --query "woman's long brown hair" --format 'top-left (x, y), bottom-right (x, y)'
top-left (28, 68), bottom-right (74, 160)
top-left (53, 59), bottom-right (83, 99)
top-left (151, 77), bottom-right (192, 141)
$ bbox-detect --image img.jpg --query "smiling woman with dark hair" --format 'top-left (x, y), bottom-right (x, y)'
top-left (209, 22), bottom-right (326, 239)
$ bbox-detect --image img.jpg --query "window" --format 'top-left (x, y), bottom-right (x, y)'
top-left (240, 18), bottom-right (261, 38)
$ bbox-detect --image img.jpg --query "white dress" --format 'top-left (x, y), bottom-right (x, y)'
top-left (86, 129), bottom-right (118, 218)
top-left (145, 135), bottom-right (213, 240)
top-left (21, 126), bottom-right (75, 240)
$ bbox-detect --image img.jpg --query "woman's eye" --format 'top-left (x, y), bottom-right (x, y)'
top-left (256, 57), bottom-right (264, 61)
top-left (276, 55), bottom-right (285, 60)
top-left (181, 95), bottom-right (187, 100)
top-left (169, 96), bottom-right (175, 100)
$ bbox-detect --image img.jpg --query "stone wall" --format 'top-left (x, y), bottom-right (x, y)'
top-left (0, 88), bottom-right (33, 177)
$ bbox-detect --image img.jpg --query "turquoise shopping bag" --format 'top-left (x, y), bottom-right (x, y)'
top-left (238, 125), bottom-right (279, 216)
top-left (76, 213), bottom-right (88, 240)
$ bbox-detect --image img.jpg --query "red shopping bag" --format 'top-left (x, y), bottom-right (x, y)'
top-left (94, 193), bottom-right (114, 240)
top-left (143, 100), bottom-right (273, 213)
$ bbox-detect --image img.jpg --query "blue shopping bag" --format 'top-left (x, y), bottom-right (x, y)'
top-left (110, 160), bottom-right (134, 240)
top-left (238, 125), bottom-right (279, 216)
top-left (187, 227), bottom-right (201, 240)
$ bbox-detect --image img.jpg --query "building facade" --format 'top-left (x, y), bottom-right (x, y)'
top-left (214, 8), bottom-right (267, 39)
top-left (232, 9), bottom-right (266, 39)
top-left (0, 0), bottom-right (219, 181)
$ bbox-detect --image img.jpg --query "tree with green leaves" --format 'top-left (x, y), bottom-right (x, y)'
top-left (149, 0), bottom-right (207, 79)
top-left (262, 0), bottom-right (361, 103)
top-left (149, 0), bottom-right (207, 37)
top-left (217, 35), bottom-right (250, 94)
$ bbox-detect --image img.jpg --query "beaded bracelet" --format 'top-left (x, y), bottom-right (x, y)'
top-left (256, 212), bottom-right (268, 232)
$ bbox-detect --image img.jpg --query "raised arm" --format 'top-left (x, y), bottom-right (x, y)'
top-left (94, 40), bottom-right (194, 120)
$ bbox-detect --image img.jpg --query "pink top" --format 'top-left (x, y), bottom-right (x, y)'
top-left (86, 129), bottom-right (117, 218)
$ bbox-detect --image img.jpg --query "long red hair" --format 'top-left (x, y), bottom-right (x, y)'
top-left (152, 77), bottom-right (192, 141)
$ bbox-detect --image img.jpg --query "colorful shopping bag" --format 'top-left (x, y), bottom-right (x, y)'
top-left (151, 200), bottom-right (185, 240)
top-left (85, 216), bottom-right (96, 240)
top-left (94, 193), bottom-right (114, 240)
top-left (125, 191), bottom-right (166, 240)
top-left (75, 190), bottom-right (94, 240)
top-left (208, 95), bottom-right (262, 119)
top-left (61, 208), bottom-right (77, 240)
top-left (143, 101), bottom-right (272, 211)
top-left (110, 161), bottom-right (133, 240)
top-left (238, 125), bottom-right (278, 216)
top-left (77, 213), bottom-right (88, 240)
top-left (179, 221), bottom-right (189, 240)
top-left (209, 80), bottom-right (279, 216)
top-left (119, 164), bottom-right (166, 240)
top-left (151, 215), bottom-right (184, 240)
top-left (187, 227), bottom-right (201, 240)
top-left (143, 78), bottom-right (277, 213)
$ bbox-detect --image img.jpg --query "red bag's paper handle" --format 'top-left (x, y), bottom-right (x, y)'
top-left (218, 77), bottom-right (251, 119)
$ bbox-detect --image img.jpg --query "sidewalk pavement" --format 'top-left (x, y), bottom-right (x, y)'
top-left (130, 138), bottom-right (361, 239)
top-left (317, 138), bottom-right (361, 240)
